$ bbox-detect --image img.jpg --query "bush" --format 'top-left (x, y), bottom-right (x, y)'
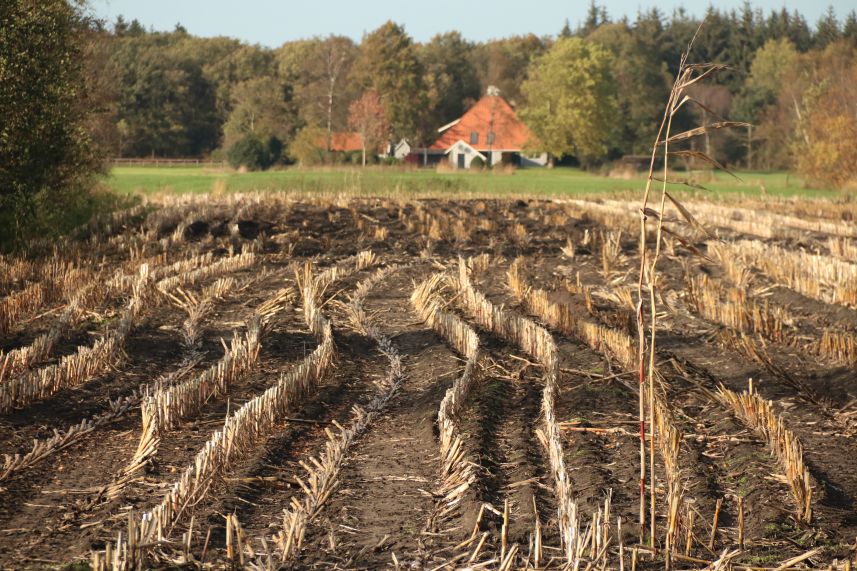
top-left (470, 156), bottom-right (485, 169)
top-left (288, 127), bottom-right (327, 166)
top-left (1, 1), bottom-right (105, 249)
top-left (227, 135), bottom-right (274, 171)
top-left (266, 136), bottom-right (284, 165)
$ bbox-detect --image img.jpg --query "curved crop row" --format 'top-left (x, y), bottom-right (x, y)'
top-left (716, 383), bottom-right (813, 522)
top-left (1, 249), bottom-right (261, 414)
top-left (155, 250), bottom-right (255, 293)
top-left (688, 201), bottom-right (857, 239)
top-left (114, 250), bottom-right (376, 500)
top-left (0, 280), bottom-right (110, 385)
top-left (0, 390), bottom-right (140, 483)
top-left (686, 273), bottom-right (791, 343)
top-left (0, 266), bottom-right (151, 413)
top-left (410, 272), bottom-right (481, 528)
top-left (716, 239), bottom-right (857, 308)
top-left (448, 258), bottom-right (584, 563)
top-left (506, 259), bottom-right (686, 552)
top-left (248, 265), bottom-right (406, 567)
top-left (92, 262), bottom-right (338, 571)
top-left (93, 252), bottom-right (378, 568)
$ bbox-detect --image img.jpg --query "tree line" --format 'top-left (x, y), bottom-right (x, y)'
top-left (2, 1), bottom-right (857, 248)
top-left (90, 4), bottom-right (857, 184)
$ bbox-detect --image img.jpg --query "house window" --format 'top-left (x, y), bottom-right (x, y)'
top-left (487, 131), bottom-right (495, 145)
top-left (470, 132), bottom-right (478, 145)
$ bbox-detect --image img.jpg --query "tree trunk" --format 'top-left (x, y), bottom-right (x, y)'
top-left (327, 78), bottom-right (335, 152)
top-left (362, 142), bottom-right (366, 167)
top-left (747, 124), bottom-right (753, 170)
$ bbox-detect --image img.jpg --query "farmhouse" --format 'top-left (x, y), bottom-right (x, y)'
top-left (425, 87), bottom-right (547, 169)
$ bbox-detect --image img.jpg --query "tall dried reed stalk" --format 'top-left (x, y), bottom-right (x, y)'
top-left (635, 24), bottom-right (743, 546)
top-left (507, 260), bottom-right (686, 554)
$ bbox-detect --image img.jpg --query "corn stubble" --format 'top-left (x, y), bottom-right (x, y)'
top-left (92, 252), bottom-right (378, 569)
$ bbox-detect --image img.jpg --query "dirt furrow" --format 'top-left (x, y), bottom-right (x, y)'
top-left (298, 266), bottom-right (464, 569)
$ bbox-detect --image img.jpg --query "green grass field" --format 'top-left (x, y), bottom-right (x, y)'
top-left (105, 165), bottom-right (837, 199)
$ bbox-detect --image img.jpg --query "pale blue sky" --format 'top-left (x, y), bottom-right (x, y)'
top-left (91, 0), bottom-right (851, 46)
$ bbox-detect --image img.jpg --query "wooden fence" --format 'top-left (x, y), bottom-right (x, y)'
top-left (110, 158), bottom-right (227, 168)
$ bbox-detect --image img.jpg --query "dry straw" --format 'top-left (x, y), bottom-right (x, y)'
top-left (706, 244), bottom-right (857, 366)
top-left (155, 250), bottom-right (255, 293)
top-left (686, 201), bottom-right (857, 240)
top-left (410, 271), bottom-right (481, 529)
top-left (447, 257), bottom-right (587, 564)
top-left (93, 252), bottom-right (377, 569)
top-left (0, 265), bottom-right (151, 413)
top-left (686, 272), bottom-right (790, 343)
top-left (0, 256), bottom-right (97, 333)
top-left (716, 239), bottom-right (857, 308)
top-left (716, 381), bottom-right (813, 523)
top-left (633, 23), bottom-right (748, 549)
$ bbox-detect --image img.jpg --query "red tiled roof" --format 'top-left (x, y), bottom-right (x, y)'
top-left (327, 132), bottom-right (364, 152)
top-left (430, 95), bottom-right (538, 151)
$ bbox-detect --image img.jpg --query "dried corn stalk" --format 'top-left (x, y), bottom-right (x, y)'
top-left (410, 272), bottom-right (481, 528)
top-left (716, 383), bottom-right (813, 522)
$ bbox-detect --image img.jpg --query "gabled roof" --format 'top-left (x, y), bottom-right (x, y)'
top-left (430, 94), bottom-right (537, 152)
top-left (444, 140), bottom-right (487, 160)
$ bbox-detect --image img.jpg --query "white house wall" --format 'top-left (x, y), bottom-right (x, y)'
top-left (448, 149), bottom-right (480, 169)
top-left (521, 152), bottom-right (549, 167)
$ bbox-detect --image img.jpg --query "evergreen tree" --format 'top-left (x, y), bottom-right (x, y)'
top-left (814, 6), bottom-right (841, 48)
top-left (844, 11), bottom-right (857, 44)
top-left (788, 11), bottom-right (813, 51)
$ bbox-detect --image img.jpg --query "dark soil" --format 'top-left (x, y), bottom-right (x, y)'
top-left (0, 197), bottom-right (855, 568)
